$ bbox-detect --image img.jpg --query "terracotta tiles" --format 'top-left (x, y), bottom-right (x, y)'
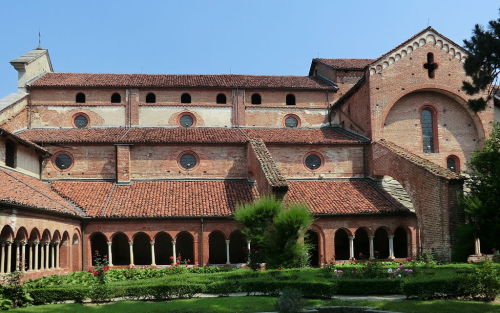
top-left (50, 180), bottom-right (259, 218)
top-left (286, 179), bottom-right (405, 215)
top-left (244, 127), bottom-right (369, 145)
top-left (249, 138), bottom-right (288, 189)
top-left (30, 73), bottom-right (335, 90)
top-left (314, 58), bottom-right (375, 70)
top-left (0, 167), bottom-right (82, 216)
top-left (0, 128), bottom-right (49, 155)
top-left (17, 127), bottom-right (368, 145)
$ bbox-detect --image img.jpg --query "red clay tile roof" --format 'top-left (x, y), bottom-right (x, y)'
top-left (50, 180), bottom-right (259, 218)
top-left (50, 179), bottom-right (404, 218)
top-left (314, 58), bottom-right (375, 70)
top-left (30, 73), bottom-right (335, 90)
top-left (249, 139), bottom-right (288, 191)
top-left (245, 127), bottom-right (368, 145)
top-left (376, 140), bottom-right (463, 180)
top-left (286, 179), bottom-right (406, 215)
top-left (0, 128), bottom-right (49, 156)
top-left (17, 128), bottom-right (248, 144)
top-left (0, 168), bottom-right (82, 216)
top-left (17, 127), bottom-right (368, 145)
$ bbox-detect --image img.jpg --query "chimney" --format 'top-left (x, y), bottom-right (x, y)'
top-left (10, 48), bottom-right (53, 92)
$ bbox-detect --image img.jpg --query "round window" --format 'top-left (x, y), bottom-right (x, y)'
top-left (179, 153), bottom-right (197, 169)
top-left (305, 154), bottom-right (322, 170)
top-left (54, 153), bottom-right (73, 170)
top-left (73, 114), bottom-right (88, 128)
top-left (179, 114), bottom-right (194, 128)
top-left (285, 116), bottom-right (299, 128)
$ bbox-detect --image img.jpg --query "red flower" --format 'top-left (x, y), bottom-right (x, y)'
top-left (103, 266), bottom-right (109, 271)
top-left (169, 256), bottom-right (174, 260)
top-left (94, 250), bottom-right (99, 253)
top-left (187, 259), bottom-right (191, 263)
top-left (103, 255), bottom-right (108, 259)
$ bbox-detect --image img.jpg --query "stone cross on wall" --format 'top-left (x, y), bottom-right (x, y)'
top-left (423, 52), bottom-right (438, 78)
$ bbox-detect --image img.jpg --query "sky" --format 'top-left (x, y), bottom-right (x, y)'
top-left (0, 0), bottom-right (498, 96)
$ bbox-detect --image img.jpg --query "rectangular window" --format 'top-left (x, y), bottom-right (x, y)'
top-left (5, 140), bottom-right (16, 168)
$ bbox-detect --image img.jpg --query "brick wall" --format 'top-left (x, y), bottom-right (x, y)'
top-left (267, 144), bottom-right (365, 178)
top-left (129, 144), bottom-right (247, 179)
top-left (43, 145), bottom-right (116, 180)
top-left (370, 141), bottom-right (463, 261)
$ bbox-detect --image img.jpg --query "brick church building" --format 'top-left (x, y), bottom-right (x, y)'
top-left (0, 27), bottom-right (496, 280)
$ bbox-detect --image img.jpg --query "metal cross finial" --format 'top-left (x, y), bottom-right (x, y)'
top-left (37, 31), bottom-right (42, 49)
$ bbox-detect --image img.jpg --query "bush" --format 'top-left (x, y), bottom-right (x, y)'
top-left (2, 272), bottom-right (32, 308)
top-left (401, 277), bottom-right (465, 299)
top-left (276, 288), bottom-right (304, 313)
top-left (463, 261), bottom-right (499, 301)
top-left (113, 282), bottom-right (206, 300)
top-left (336, 279), bottom-right (402, 295)
top-left (240, 280), bottom-right (336, 298)
top-left (28, 287), bottom-right (88, 305)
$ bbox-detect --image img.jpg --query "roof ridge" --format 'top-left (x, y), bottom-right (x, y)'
top-left (376, 139), bottom-right (463, 180)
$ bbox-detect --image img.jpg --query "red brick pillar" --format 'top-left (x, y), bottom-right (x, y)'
top-left (322, 229), bottom-right (334, 265)
top-left (128, 88), bottom-right (140, 126)
top-left (116, 145), bottom-right (131, 183)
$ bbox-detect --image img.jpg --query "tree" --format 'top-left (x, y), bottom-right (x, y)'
top-left (461, 12), bottom-right (499, 112)
top-left (460, 122), bottom-right (500, 256)
top-left (234, 196), bottom-right (313, 269)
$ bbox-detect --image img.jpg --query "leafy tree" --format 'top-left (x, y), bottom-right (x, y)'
top-left (461, 12), bottom-right (499, 112)
top-left (460, 122), bottom-right (500, 255)
top-left (234, 196), bottom-right (313, 269)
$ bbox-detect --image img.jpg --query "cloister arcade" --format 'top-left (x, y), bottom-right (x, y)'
top-left (0, 225), bottom-right (82, 275)
top-left (88, 225), bottom-right (412, 267)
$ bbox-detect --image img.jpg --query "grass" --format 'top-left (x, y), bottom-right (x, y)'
top-left (8, 297), bottom-right (500, 313)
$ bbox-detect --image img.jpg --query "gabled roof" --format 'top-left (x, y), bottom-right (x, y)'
top-left (29, 73), bottom-right (336, 90)
top-left (16, 127), bottom-right (369, 145)
top-left (313, 58), bottom-right (375, 70)
top-left (0, 167), bottom-right (83, 217)
top-left (0, 128), bottom-right (50, 156)
top-left (368, 27), bottom-right (468, 75)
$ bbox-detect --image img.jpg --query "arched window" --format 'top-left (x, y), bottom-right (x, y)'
top-left (5, 140), bottom-right (16, 168)
top-left (146, 93), bottom-right (156, 103)
top-left (216, 93), bottom-right (227, 104)
top-left (75, 93), bottom-right (86, 103)
top-left (111, 93), bottom-right (121, 103)
top-left (421, 107), bottom-right (437, 153)
top-left (447, 155), bottom-right (460, 172)
top-left (286, 94), bottom-right (296, 105)
top-left (181, 93), bottom-right (191, 104)
top-left (251, 93), bottom-right (261, 105)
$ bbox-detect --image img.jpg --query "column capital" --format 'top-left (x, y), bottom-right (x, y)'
top-left (225, 239), bottom-right (230, 244)
top-left (107, 241), bottom-right (112, 246)
top-left (388, 235), bottom-right (394, 239)
top-left (368, 235), bottom-right (375, 239)
top-left (348, 236), bottom-right (355, 240)
top-left (5, 241), bottom-right (12, 246)
top-left (150, 241), bottom-right (155, 245)
top-left (129, 241), bottom-right (133, 246)
top-left (172, 240), bottom-right (176, 246)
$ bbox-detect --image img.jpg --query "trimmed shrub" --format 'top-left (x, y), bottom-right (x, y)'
top-left (336, 279), bottom-right (402, 295)
top-left (29, 287), bottom-right (88, 305)
top-left (401, 277), bottom-right (464, 299)
top-left (240, 280), bottom-right (336, 298)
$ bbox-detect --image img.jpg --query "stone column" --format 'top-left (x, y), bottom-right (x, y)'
top-left (150, 241), bottom-right (156, 266)
top-left (368, 236), bottom-right (375, 260)
top-left (28, 243), bottom-right (33, 271)
top-left (246, 240), bottom-right (251, 263)
top-left (14, 242), bottom-right (20, 271)
top-left (348, 236), bottom-right (355, 260)
top-left (44, 243), bottom-right (49, 270)
top-left (474, 237), bottom-right (481, 256)
top-left (388, 235), bottom-right (395, 260)
top-left (107, 242), bottom-right (113, 266)
top-left (55, 242), bottom-right (60, 269)
top-left (225, 240), bottom-right (230, 265)
top-left (34, 241), bottom-right (39, 271)
top-left (172, 240), bottom-right (177, 264)
top-left (6, 242), bottom-right (12, 273)
top-left (0, 243), bottom-right (5, 274)
top-left (50, 244), bottom-right (55, 269)
top-left (40, 243), bottom-right (45, 270)
top-left (20, 242), bottom-right (26, 272)
top-left (129, 242), bottom-right (134, 266)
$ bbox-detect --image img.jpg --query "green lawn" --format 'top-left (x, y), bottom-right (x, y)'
top-left (8, 297), bottom-right (500, 313)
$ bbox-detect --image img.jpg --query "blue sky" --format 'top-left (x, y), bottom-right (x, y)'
top-left (0, 0), bottom-right (498, 96)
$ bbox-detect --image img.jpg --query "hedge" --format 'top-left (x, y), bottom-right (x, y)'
top-left (29, 286), bottom-right (89, 305)
top-left (240, 280), bottom-right (336, 298)
top-left (336, 279), bottom-right (402, 295)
